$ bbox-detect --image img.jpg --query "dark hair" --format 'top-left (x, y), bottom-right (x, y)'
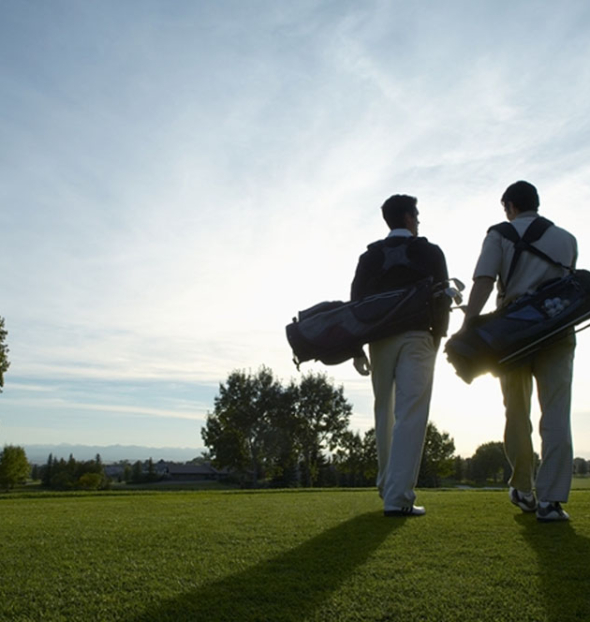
top-left (501, 181), bottom-right (539, 212)
top-left (381, 194), bottom-right (417, 229)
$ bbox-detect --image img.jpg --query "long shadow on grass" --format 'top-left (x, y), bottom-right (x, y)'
top-left (516, 515), bottom-right (590, 620)
top-left (130, 510), bottom-right (400, 622)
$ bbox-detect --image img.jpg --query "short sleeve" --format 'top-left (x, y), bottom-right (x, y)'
top-left (473, 230), bottom-right (502, 280)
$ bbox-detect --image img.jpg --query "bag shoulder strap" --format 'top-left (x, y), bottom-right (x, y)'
top-left (488, 221), bottom-right (520, 244)
top-left (522, 216), bottom-right (554, 243)
top-left (488, 216), bottom-right (566, 286)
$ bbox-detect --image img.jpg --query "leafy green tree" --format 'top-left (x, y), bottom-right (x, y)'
top-left (469, 441), bottom-right (509, 483)
top-left (77, 472), bottom-right (103, 490)
top-left (333, 430), bottom-right (364, 486)
top-left (264, 386), bottom-right (302, 487)
top-left (0, 317), bottom-right (9, 392)
top-left (417, 422), bottom-right (456, 487)
top-left (78, 456), bottom-right (108, 488)
top-left (289, 372), bottom-right (352, 487)
top-left (202, 366), bottom-right (283, 486)
top-left (202, 368), bottom-right (353, 488)
top-left (332, 428), bottom-right (378, 487)
top-left (39, 454), bottom-right (107, 490)
top-left (0, 445), bottom-right (30, 490)
top-left (360, 428), bottom-right (378, 485)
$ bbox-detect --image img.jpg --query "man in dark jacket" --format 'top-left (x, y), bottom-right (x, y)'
top-left (352, 194), bottom-right (449, 517)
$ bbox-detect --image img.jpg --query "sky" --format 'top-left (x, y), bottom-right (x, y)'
top-left (3, 0), bottom-right (590, 460)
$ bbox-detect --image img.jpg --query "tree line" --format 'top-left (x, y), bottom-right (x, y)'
top-left (0, 449), bottom-right (165, 491)
top-left (40, 453), bottom-right (109, 490)
top-left (2, 359), bottom-right (590, 490)
top-left (202, 367), bottom-right (590, 488)
top-left (201, 366), bottom-right (456, 488)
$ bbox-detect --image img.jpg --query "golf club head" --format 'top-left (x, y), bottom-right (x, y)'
top-left (449, 277), bottom-right (466, 292)
top-left (444, 287), bottom-right (463, 305)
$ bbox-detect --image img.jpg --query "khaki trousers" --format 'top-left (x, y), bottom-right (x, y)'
top-left (500, 332), bottom-right (576, 502)
top-left (369, 331), bottom-right (436, 511)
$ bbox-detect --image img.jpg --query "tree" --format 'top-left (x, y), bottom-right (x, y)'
top-left (0, 317), bottom-right (9, 392)
top-left (469, 441), bottom-right (509, 483)
top-left (42, 453), bottom-right (54, 487)
top-left (417, 422), bottom-right (456, 487)
top-left (333, 430), bottom-right (364, 486)
top-left (360, 428), bottom-right (378, 485)
top-left (332, 428), bottom-right (378, 487)
top-left (78, 472), bottom-right (103, 490)
top-left (574, 457), bottom-right (588, 476)
top-left (39, 454), bottom-right (108, 490)
top-left (0, 445), bottom-right (30, 490)
top-left (146, 457), bottom-right (159, 482)
top-left (202, 368), bottom-right (353, 488)
top-left (202, 367), bottom-right (283, 486)
top-left (131, 461), bottom-right (144, 483)
top-left (452, 455), bottom-right (465, 482)
top-left (264, 386), bottom-right (302, 487)
top-left (290, 372), bottom-right (352, 487)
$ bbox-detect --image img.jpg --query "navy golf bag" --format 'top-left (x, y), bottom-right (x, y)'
top-left (445, 216), bottom-right (590, 383)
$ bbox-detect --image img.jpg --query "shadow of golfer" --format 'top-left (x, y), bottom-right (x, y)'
top-left (515, 514), bottom-right (590, 621)
top-left (131, 511), bottom-right (400, 622)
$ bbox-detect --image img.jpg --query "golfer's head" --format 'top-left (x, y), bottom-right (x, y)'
top-left (381, 194), bottom-right (419, 234)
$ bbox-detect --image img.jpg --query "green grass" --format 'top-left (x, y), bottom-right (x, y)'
top-left (571, 475), bottom-right (590, 489)
top-left (1, 489), bottom-right (590, 621)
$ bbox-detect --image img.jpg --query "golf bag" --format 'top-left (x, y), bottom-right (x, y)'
top-left (445, 269), bottom-right (590, 383)
top-left (286, 277), bottom-right (437, 369)
top-left (445, 217), bottom-right (590, 383)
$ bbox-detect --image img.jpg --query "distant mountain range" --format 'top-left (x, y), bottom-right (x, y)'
top-left (23, 444), bottom-right (206, 465)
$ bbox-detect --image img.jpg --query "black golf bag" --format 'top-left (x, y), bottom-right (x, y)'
top-left (445, 269), bottom-right (590, 383)
top-left (286, 277), bottom-right (436, 369)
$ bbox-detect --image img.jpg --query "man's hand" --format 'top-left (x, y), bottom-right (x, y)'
top-left (353, 354), bottom-right (371, 376)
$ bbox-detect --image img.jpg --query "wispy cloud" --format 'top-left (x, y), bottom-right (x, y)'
top-left (3, 1), bottom-right (590, 454)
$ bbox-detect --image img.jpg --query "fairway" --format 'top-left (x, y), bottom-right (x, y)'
top-left (1, 489), bottom-right (590, 621)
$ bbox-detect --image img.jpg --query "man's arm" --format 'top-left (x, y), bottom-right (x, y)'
top-left (463, 276), bottom-right (495, 321)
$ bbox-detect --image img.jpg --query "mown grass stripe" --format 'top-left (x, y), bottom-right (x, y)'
top-left (0, 489), bottom-right (589, 621)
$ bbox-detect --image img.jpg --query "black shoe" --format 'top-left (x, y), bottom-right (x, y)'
top-left (384, 505), bottom-right (426, 517)
top-left (536, 502), bottom-right (569, 522)
top-left (509, 487), bottom-right (537, 512)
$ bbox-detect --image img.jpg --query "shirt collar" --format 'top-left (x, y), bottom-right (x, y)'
top-left (387, 228), bottom-right (414, 238)
top-left (513, 210), bottom-right (539, 220)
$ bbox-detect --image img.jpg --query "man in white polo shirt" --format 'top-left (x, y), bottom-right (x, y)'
top-left (464, 181), bottom-right (577, 522)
